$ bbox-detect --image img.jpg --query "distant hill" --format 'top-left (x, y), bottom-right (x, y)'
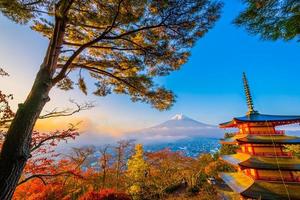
top-left (126, 114), bottom-right (224, 143)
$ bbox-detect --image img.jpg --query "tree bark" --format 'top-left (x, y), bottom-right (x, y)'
top-left (0, 67), bottom-right (53, 199)
top-left (0, 12), bottom-right (67, 198)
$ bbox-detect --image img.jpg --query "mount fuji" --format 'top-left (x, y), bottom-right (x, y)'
top-left (126, 114), bottom-right (224, 143)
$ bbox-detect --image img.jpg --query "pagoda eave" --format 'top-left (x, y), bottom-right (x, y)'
top-left (236, 137), bottom-right (300, 144)
top-left (239, 162), bottom-right (300, 171)
top-left (220, 153), bottom-right (250, 166)
top-left (221, 135), bottom-right (300, 145)
top-left (220, 172), bottom-right (300, 200)
top-left (222, 154), bottom-right (300, 171)
top-left (219, 114), bottom-right (300, 128)
top-left (219, 140), bottom-right (237, 145)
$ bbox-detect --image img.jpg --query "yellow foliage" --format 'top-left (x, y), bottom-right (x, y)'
top-left (126, 144), bottom-right (149, 198)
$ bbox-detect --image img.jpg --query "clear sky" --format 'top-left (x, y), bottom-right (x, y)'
top-left (0, 1), bottom-right (299, 138)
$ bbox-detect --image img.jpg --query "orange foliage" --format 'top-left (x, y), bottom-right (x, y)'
top-left (79, 189), bottom-right (130, 200)
top-left (13, 179), bottom-right (67, 200)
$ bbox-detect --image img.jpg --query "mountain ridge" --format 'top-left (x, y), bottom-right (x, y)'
top-left (126, 114), bottom-right (223, 143)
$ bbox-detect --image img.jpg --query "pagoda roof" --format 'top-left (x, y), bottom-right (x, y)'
top-left (220, 134), bottom-right (247, 144)
top-left (220, 172), bottom-right (300, 200)
top-left (221, 134), bottom-right (300, 145)
top-left (240, 156), bottom-right (300, 171)
top-left (221, 153), bottom-right (300, 171)
top-left (237, 135), bottom-right (300, 144)
top-left (220, 113), bottom-right (300, 128)
top-left (221, 153), bottom-right (250, 165)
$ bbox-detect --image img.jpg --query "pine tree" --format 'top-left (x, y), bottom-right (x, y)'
top-left (235, 0), bottom-right (300, 41)
top-left (0, 0), bottom-right (222, 198)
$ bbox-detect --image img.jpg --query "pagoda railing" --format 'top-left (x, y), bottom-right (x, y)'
top-left (252, 152), bottom-right (292, 157)
top-left (256, 176), bottom-right (300, 183)
top-left (237, 150), bottom-right (292, 157)
top-left (249, 130), bottom-right (285, 135)
top-left (275, 130), bottom-right (285, 135)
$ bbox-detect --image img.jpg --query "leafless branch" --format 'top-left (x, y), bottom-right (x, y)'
top-left (0, 68), bottom-right (9, 76)
top-left (17, 171), bottom-right (83, 186)
top-left (30, 127), bottom-right (76, 153)
top-left (0, 100), bottom-right (94, 127)
top-left (39, 100), bottom-right (94, 119)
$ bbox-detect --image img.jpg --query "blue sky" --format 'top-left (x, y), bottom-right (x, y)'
top-left (0, 1), bottom-right (299, 136)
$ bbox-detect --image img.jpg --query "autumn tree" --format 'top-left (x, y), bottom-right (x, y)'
top-left (145, 149), bottom-right (199, 198)
top-left (219, 133), bottom-right (238, 155)
top-left (0, 73), bottom-right (92, 186)
top-left (197, 153), bottom-right (214, 169)
top-left (204, 159), bottom-right (235, 178)
top-left (0, 68), bottom-right (14, 131)
top-left (0, 69), bottom-right (84, 189)
top-left (235, 0), bottom-right (299, 41)
top-left (79, 189), bottom-right (131, 200)
top-left (114, 140), bottom-right (135, 190)
top-left (16, 127), bottom-right (82, 186)
top-left (127, 144), bottom-right (149, 199)
top-left (0, 74), bottom-right (92, 199)
top-left (0, 0), bottom-right (222, 198)
top-left (13, 149), bottom-right (91, 200)
top-left (284, 144), bottom-right (300, 157)
top-left (98, 145), bottom-right (113, 189)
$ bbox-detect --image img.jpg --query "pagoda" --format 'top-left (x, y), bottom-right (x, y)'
top-left (219, 73), bottom-right (300, 200)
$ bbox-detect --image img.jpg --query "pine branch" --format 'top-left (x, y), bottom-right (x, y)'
top-left (52, 0), bottom-right (124, 83)
top-left (71, 64), bottom-right (146, 95)
top-left (63, 41), bottom-right (143, 52)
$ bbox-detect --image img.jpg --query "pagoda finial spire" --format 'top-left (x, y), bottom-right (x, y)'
top-left (243, 72), bottom-right (258, 115)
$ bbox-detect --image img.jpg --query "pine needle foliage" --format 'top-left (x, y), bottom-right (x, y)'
top-left (235, 0), bottom-right (300, 41)
top-left (0, 0), bottom-right (222, 110)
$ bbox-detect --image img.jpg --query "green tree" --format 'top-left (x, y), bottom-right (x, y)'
top-left (197, 153), bottom-right (214, 169)
top-left (234, 0), bottom-right (300, 41)
top-left (219, 144), bottom-right (238, 155)
top-left (204, 160), bottom-right (235, 178)
top-left (127, 144), bottom-right (149, 199)
top-left (0, 0), bottom-right (222, 198)
top-left (219, 132), bottom-right (238, 155)
top-left (284, 144), bottom-right (300, 157)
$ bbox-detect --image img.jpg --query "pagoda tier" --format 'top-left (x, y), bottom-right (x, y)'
top-left (221, 134), bottom-right (300, 145)
top-left (220, 113), bottom-right (300, 128)
top-left (220, 172), bottom-right (300, 200)
top-left (221, 153), bottom-right (300, 171)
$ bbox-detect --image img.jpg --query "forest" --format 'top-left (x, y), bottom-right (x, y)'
top-left (0, 0), bottom-right (299, 199)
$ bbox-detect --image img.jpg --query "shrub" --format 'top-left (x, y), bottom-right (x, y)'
top-left (164, 182), bottom-right (183, 194)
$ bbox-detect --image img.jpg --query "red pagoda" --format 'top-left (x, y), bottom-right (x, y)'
top-left (219, 73), bottom-right (300, 200)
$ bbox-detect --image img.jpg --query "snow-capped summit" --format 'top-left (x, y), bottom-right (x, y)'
top-left (127, 114), bottom-right (223, 143)
top-left (171, 114), bottom-right (188, 120)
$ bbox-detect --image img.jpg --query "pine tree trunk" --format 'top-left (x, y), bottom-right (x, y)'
top-left (0, 66), bottom-right (53, 199)
top-left (0, 12), bottom-right (67, 198)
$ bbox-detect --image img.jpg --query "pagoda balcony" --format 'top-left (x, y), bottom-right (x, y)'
top-left (249, 130), bottom-right (285, 135)
top-left (236, 150), bottom-right (292, 158)
top-left (253, 175), bottom-right (300, 183)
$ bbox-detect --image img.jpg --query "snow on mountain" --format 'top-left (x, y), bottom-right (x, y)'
top-left (126, 114), bottom-right (224, 143)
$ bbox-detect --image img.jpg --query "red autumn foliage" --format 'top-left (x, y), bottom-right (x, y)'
top-left (0, 68), bottom-right (14, 127)
top-left (79, 189), bottom-right (131, 200)
top-left (13, 179), bottom-right (67, 200)
top-left (0, 90), bottom-right (14, 123)
top-left (0, 79), bottom-right (81, 186)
